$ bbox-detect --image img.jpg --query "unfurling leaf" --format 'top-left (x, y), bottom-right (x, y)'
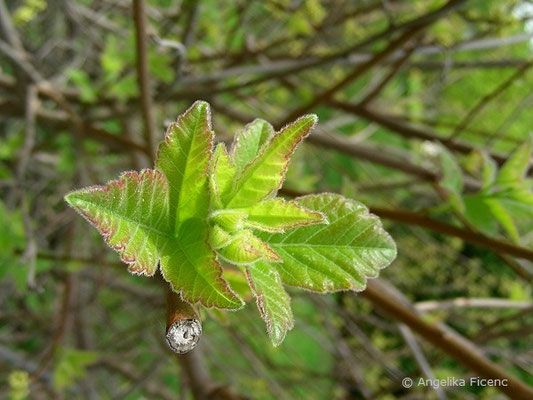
top-left (231, 119), bottom-right (275, 172)
top-left (156, 101), bottom-right (213, 229)
top-left (241, 198), bottom-right (327, 233)
top-left (210, 143), bottom-right (236, 208)
top-left (218, 229), bottom-right (281, 265)
top-left (225, 114), bottom-right (318, 208)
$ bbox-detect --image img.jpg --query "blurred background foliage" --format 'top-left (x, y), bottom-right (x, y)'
top-left (1, 0), bottom-right (533, 399)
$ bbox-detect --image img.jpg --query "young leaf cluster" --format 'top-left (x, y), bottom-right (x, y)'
top-left (65, 101), bottom-right (396, 345)
top-left (438, 138), bottom-right (533, 243)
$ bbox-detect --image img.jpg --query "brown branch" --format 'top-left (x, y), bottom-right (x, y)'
top-left (397, 324), bottom-right (446, 400)
top-left (280, 188), bottom-right (533, 264)
top-left (133, 0), bottom-right (157, 161)
top-left (361, 279), bottom-right (533, 399)
top-left (278, 26), bottom-right (425, 127)
top-left (369, 206), bottom-right (533, 264)
top-left (359, 41), bottom-right (419, 106)
top-left (307, 130), bottom-right (481, 191)
top-left (0, 98), bottom-right (148, 154)
top-left (329, 100), bottom-right (531, 168)
top-left (449, 61), bottom-right (533, 140)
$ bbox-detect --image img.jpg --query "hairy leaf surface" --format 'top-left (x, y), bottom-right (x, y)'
top-left (247, 261), bottom-right (293, 346)
top-left (218, 230), bottom-right (281, 265)
top-left (65, 170), bottom-right (171, 276)
top-left (225, 115), bottom-right (318, 208)
top-left (242, 198), bottom-right (327, 232)
top-left (210, 143), bottom-right (236, 208)
top-left (258, 193), bottom-right (397, 292)
top-left (231, 119), bottom-right (275, 172)
top-left (156, 100), bottom-right (213, 229)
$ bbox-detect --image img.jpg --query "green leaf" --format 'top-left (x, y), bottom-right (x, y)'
top-left (210, 143), bottom-right (236, 208)
top-left (210, 209), bottom-right (248, 232)
top-left (161, 218), bottom-right (243, 308)
top-left (65, 171), bottom-right (241, 309)
top-left (210, 224), bottom-right (233, 249)
top-left (156, 100), bottom-right (213, 230)
top-left (438, 146), bottom-right (464, 211)
top-left (242, 198), bottom-right (327, 233)
top-left (231, 118), bottom-right (275, 172)
top-left (463, 194), bottom-right (498, 234)
top-left (481, 151), bottom-right (497, 190)
top-left (258, 193), bottom-right (396, 292)
top-left (53, 348), bottom-right (98, 391)
top-left (218, 230), bottom-right (281, 265)
top-left (246, 261), bottom-right (293, 346)
top-left (225, 114), bottom-right (318, 208)
top-left (65, 170), bottom-right (171, 276)
top-left (496, 137), bottom-right (532, 187)
top-left (485, 199), bottom-right (519, 243)
top-left (223, 268), bottom-right (252, 301)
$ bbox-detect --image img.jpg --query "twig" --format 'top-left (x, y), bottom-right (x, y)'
top-left (359, 40), bottom-right (419, 106)
top-left (133, 0), bottom-right (157, 160)
top-left (398, 324), bottom-right (447, 400)
top-left (416, 298), bottom-right (533, 312)
top-left (361, 279), bottom-right (533, 399)
top-left (165, 286), bottom-right (202, 354)
top-left (369, 206), bottom-right (533, 263)
top-left (449, 61), bottom-right (532, 140)
top-left (329, 100), bottom-right (529, 168)
top-left (278, 26), bottom-right (426, 126)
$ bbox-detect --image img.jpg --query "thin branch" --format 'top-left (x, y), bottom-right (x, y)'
top-left (359, 41), bottom-right (419, 106)
top-left (278, 26), bottom-right (426, 126)
top-left (362, 279), bottom-right (533, 399)
top-left (133, 0), bottom-right (157, 161)
top-left (369, 206), bottom-right (533, 263)
top-left (449, 61), bottom-right (532, 140)
top-left (415, 298), bottom-right (533, 312)
top-left (329, 100), bottom-right (531, 168)
top-left (398, 324), bottom-right (447, 400)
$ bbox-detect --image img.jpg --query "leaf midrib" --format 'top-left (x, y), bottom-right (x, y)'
top-left (74, 198), bottom-right (173, 238)
top-left (270, 243), bottom-right (395, 250)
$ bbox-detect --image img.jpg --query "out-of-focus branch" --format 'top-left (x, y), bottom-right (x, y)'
top-left (398, 324), bottom-right (447, 400)
top-left (369, 206), bottom-right (533, 263)
top-left (329, 100), bottom-right (529, 168)
top-left (280, 187), bottom-right (533, 265)
top-left (278, 26), bottom-right (425, 126)
top-left (361, 279), bottom-right (533, 399)
top-left (133, 0), bottom-right (157, 161)
top-left (416, 298), bottom-right (533, 312)
top-left (449, 61), bottom-right (533, 140)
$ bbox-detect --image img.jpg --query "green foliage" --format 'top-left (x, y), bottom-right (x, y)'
top-left (0, 201), bottom-right (26, 291)
top-left (12, 0), bottom-right (46, 25)
top-left (65, 101), bottom-right (396, 345)
top-left (7, 370), bottom-right (29, 400)
top-left (53, 348), bottom-right (98, 391)
top-left (438, 138), bottom-right (533, 243)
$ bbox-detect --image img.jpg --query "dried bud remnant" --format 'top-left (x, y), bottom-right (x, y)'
top-left (166, 318), bottom-right (202, 354)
